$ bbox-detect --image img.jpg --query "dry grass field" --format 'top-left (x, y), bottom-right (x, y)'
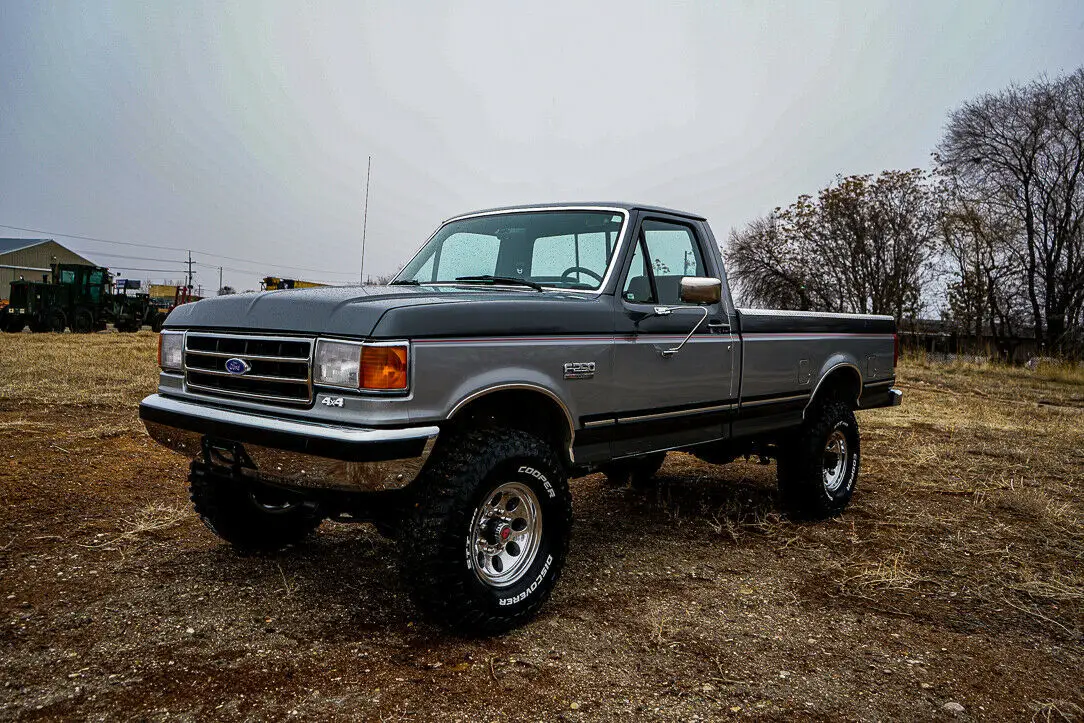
top-left (1, 332), bottom-right (1082, 721)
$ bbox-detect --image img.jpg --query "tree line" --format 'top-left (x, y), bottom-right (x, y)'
top-left (726, 68), bottom-right (1084, 358)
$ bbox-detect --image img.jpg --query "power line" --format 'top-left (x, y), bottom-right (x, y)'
top-left (192, 260), bottom-right (272, 277)
top-left (53, 248), bottom-right (326, 283)
top-left (74, 249), bottom-right (186, 264)
top-left (104, 266), bottom-right (187, 273)
top-left (192, 259), bottom-right (345, 284)
top-left (0, 222), bottom-right (361, 276)
top-left (0, 223), bottom-right (180, 252)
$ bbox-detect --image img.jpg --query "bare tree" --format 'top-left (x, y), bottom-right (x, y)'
top-left (725, 212), bottom-right (812, 310)
top-left (937, 68), bottom-right (1084, 354)
top-left (726, 170), bottom-right (940, 321)
top-left (938, 185), bottom-right (1029, 355)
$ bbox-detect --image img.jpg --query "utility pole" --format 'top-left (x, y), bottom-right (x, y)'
top-left (186, 251), bottom-right (194, 290)
top-left (218, 266), bottom-right (223, 295)
top-left (360, 155), bottom-right (372, 285)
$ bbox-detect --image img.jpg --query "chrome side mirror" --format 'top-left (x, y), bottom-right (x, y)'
top-left (679, 277), bottom-right (722, 305)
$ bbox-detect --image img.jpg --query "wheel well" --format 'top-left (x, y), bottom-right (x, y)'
top-left (808, 365), bottom-right (862, 413)
top-left (449, 388), bottom-right (574, 465)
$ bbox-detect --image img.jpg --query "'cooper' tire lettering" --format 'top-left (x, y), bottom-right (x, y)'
top-left (499, 554), bottom-right (553, 606)
top-left (518, 465), bottom-right (556, 498)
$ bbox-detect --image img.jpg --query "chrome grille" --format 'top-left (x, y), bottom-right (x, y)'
top-left (184, 332), bottom-right (314, 406)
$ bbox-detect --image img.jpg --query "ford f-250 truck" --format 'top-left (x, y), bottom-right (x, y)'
top-left (140, 203), bottom-right (902, 633)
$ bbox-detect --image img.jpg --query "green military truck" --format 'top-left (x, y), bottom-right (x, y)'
top-left (2, 264), bottom-right (163, 333)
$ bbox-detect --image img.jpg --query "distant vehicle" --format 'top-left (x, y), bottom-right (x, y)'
top-left (147, 286), bottom-right (197, 332)
top-left (261, 277), bottom-right (327, 291)
top-left (2, 263), bottom-right (163, 333)
top-left (141, 202), bottom-right (901, 634)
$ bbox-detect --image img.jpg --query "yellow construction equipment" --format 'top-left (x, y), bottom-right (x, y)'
top-left (261, 277), bottom-right (328, 291)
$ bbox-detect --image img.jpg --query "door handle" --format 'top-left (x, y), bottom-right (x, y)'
top-left (707, 321), bottom-right (731, 333)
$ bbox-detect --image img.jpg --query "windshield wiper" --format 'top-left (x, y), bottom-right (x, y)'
top-left (454, 275), bottom-right (544, 291)
top-left (388, 279), bottom-right (420, 285)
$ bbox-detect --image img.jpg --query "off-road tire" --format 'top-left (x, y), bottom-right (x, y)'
top-left (600, 452), bottom-right (666, 488)
top-left (189, 463), bottom-right (322, 553)
top-left (71, 307), bottom-right (95, 334)
top-left (3, 317), bottom-right (25, 333)
top-left (776, 398), bottom-right (860, 519)
top-left (400, 427), bottom-right (572, 635)
top-left (150, 314), bottom-right (165, 333)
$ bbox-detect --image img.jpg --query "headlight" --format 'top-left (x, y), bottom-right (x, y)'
top-left (315, 339), bottom-right (409, 391)
top-left (314, 339), bottom-right (362, 388)
top-left (158, 331), bottom-right (184, 371)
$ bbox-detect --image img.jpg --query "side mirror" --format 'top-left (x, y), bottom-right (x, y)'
top-left (679, 276), bottom-right (722, 305)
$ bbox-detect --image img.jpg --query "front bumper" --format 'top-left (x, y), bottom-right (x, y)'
top-left (139, 394), bottom-right (439, 492)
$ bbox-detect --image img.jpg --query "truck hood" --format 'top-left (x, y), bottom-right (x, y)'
top-left (163, 285), bottom-right (611, 338)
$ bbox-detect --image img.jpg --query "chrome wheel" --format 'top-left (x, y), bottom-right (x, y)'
top-left (822, 429), bottom-right (849, 493)
top-left (469, 481), bottom-right (543, 588)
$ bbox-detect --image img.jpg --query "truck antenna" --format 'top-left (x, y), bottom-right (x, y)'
top-left (360, 155), bottom-right (372, 285)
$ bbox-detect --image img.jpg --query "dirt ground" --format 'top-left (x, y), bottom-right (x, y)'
top-left (1, 333), bottom-right (1082, 721)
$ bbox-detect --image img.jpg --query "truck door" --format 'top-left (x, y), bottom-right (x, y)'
top-left (608, 216), bottom-right (736, 457)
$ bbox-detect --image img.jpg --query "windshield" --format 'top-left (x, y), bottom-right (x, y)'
top-left (395, 210), bottom-right (626, 291)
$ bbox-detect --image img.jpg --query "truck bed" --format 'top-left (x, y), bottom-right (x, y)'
top-left (733, 308), bottom-right (897, 437)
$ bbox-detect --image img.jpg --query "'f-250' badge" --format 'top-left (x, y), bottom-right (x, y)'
top-left (563, 362), bottom-right (596, 380)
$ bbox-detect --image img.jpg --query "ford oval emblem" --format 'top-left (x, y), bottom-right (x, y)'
top-left (224, 357), bottom-right (251, 375)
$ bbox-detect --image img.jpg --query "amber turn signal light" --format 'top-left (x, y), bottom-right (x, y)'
top-left (360, 344), bottom-right (408, 390)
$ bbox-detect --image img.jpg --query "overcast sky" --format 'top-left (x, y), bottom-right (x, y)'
top-left (1, 1), bottom-right (1082, 293)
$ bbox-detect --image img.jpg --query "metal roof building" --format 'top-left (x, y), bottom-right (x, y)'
top-left (0, 239), bottom-right (97, 301)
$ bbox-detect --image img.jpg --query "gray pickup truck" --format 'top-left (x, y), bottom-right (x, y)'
top-left (140, 203), bottom-right (901, 633)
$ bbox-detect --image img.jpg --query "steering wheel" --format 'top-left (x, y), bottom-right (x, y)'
top-left (559, 266), bottom-right (604, 284)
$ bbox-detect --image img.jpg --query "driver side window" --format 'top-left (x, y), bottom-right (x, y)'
top-left (622, 219), bottom-right (706, 305)
top-left (622, 237), bottom-right (654, 303)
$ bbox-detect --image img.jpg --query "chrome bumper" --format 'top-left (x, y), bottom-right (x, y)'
top-left (139, 394), bottom-right (439, 492)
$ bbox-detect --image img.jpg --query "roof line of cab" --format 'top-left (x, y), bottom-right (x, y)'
top-left (444, 202), bottom-right (707, 223)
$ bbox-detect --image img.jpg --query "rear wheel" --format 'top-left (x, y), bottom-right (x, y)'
top-left (150, 314), bottom-right (164, 333)
top-left (4, 316), bottom-right (25, 333)
top-left (189, 463), bottom-right (323, 552)
top-left (400, 427), bottom-right (572, 635)
top-left (72, 307), bottom-right (95, 334)
top-left (600, 452), bottom-right (666, 488)
top-left (777, 398), bottom-right (860, 519)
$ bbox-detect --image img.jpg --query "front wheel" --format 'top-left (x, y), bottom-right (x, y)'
top-left (776, 398), bottom-right (860, 519)
top-left (71, 307), bottom-right (95, 334)
top-left (400, 428), bottom-right (572, 635)
top-left (45, 309), bottom-right (66, 333)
